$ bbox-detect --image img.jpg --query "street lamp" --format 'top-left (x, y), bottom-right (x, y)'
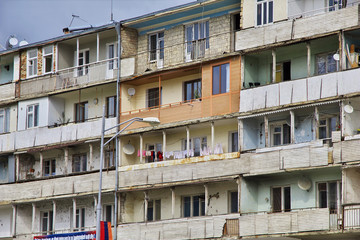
top-left (96, 105), bottom-right (160, 240)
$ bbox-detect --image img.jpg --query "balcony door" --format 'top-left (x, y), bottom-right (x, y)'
top-left (106, 43), bottom-right (118, 79)
top-left (74, 49), bottom-right (89, 77)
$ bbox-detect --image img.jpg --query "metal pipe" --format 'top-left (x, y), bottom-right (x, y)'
top-left (115, 22), bottom-right (121, 240)
top-left (96, 105), bottom-right (106, 240)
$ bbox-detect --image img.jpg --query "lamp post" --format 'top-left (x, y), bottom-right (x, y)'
top-left (96, 105), bottom-right (159, 240)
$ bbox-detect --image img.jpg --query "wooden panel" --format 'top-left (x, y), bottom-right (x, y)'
top-left (211, 94), bottom-right (231, 116)
top-left (160, 101), bottom-right (202, 123)
top-left (342, 139), bottom-right (360, 163)
top-left (120, 110), bottom-right (159, 130)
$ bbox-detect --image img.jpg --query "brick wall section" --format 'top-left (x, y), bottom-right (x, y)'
top-left (20, 51), bottom-right (26, 80)
top-left (121, 27), bottom-right (138, 59)
top-left (136, 15), bottom-right (231, 74)
top-left (38, 47), bottom-right (43, 75)
top-left (53, 45), bottom-right (57, 71)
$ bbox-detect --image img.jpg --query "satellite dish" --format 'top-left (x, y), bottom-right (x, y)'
top-left (123, 143), bottom-right (135, 155)
top-left (128, 88), bottom-right (135, 97)
top-left (333, 53), bottom-right (340, 61)
top-left (19, 40), bottom-right (29, 46)
top-left (6, 35), bottom-right (19, 49)
top-left (298, 176), bottom-right (312, 191)
top-left (344, 104), bottom-right (354, 114)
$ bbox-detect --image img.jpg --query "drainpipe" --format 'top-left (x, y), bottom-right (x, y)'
top-left (114, 21), bottom-right (122, 240)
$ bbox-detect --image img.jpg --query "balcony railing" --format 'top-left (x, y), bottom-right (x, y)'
top-left (344, 205), bottom-right (360, 229)
top-left (120, 91), bottom-right (240, 130)
top-left (240, 68), bottom-right (360, 112)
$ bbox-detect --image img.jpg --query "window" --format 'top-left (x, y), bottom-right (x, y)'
top-left (73, 208), bottom-right (85, 231)
top-left (77, 49), bottom-right (90, 76)
top-left (318, 115), bottom-right (339, 139)
top-left (183, 137), bottom-right (207, 157)
top-left (318, 181), bottom-right (341, 213)
top-left (106, 96), bottom-right (116, 118)
top-left (149, 32), bottom-right (164, 63)
top-left (103, 204), bottom-right (114, 224)
top-left (72, 154), bottom-right (87, 172)
top-left (329, 0), bottom-right (343, 11)
top-left (75, 102), bottom-right (88, 123)
top-left (316, 52), bottom-right (337, 75)
top-left (43, 46), bottom-right (53, 74)
top-left (257, 0), bottom-right (273, 26)
top-left (44, 159), bottom-right (56, 176)
top-left (146, 143), bottom-right (162, 162)
top-left (27, 49), bottom-right (38, 77)
top-left (184, 79), bottom-right (201, 101)
top-left (229, 191), bottom-right (238, 213)
top-left (274, 61), bottom-right (291, 82)
top-left (270, 123), bottom-right (290, 146)
top-left (41, 211), bottom-right (53, 234)
top-left (183, 195), bottom-right (205, 217)
top-left (212, 63), bottom-right (230, 95)
top-left (147, 199), bottom-right (161, 221)
top-left (0, 108), bottom-right (10, 134)
top-left (27, 104), bottom-right (39, 129)
top-left (229, 131), bottom-right (239, 152)
top-left (272, 186), bottom-right (291, 212)
top-left (147, 87), bottom-right (161, 108)
top-left (185, 21), bottom-right (209, 61)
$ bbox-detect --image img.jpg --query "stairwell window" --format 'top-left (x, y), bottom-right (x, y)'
top-left (0, 108), bottom-right (10, 134)
top-left (183, 195), bottom-right (205, 217)
top-left (256, 0), bottom-right (273, 26)
top-left (42, 45), bottom-right (53, 74)
top-left (271, 186), bottom-right (291, 212)
top-left (26, 104), bottom-right (39, 129)
top-left (27, 49), bottom-right (38, 77)
top-left (185, 21), bottom-right (209, 61)
top-left (212, 63), bottom-right (230, 95)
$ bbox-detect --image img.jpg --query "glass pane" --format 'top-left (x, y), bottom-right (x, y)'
top-left (194, 23), bottom-right (199, 40)
top-left (269, 1), bottom-right (273, 23)
top-left (45, 56), bottom-right (52, 73)
top-left (284, 187), bottom-right (291, 212)
top-left (84, 103), bottom-right (88, 120)
top-left (257, 4), bottom-right (262, 26)
top-left (263, 2), bottom-right (267, 24)
top-left (232, 132), bottom-right (238, 152)
top-left (42, 214), bottom-right (48, 232)
top-left (205, 21), bottom-right (209, 48)
top-left (283, 124), bottom-right (290, 144)
top-left (328, 182), bottom-right (337, 211)
top-left (0, 115), bottom-right (4, 133)
top-left (49, 211), bottom-right (53, 231)
top-left (150, 35), bottom-right (157, 61)
top-left (231, 192), bottom-right (238, 213)
top-left (28, 113), bottom-right (33, 128)
top-left (81, 155), bottom-right (87, 171)
top-left (200, 196), bottom-right (205, 216)
top-left (194, 138), bottom-right (201, 156)
top-left (147, 201), bottom-right (153, 221)
top-left (155, 199), bottom-right (161, 220)
top-left (186, 82), bottom-right (192, 101)
top-left (327, 54), bottom-right (337, 73)
top-left (159, 38), bottom-right (164, 60)
top-left (183, 196), bottom-right (191, 217)
top-left (319, 183), bottom-right (328, 208)
top-left (186, 26), bottom-right (193, 53)
top-left (319, 126), bottom-right (327, 139)
top-left (272, 187), bottom-right (282, 212)
top-left (317, 56), bottom-right (326, 74)
top-left (44, 46), bottom-right (53, 55)
top-left (212, 66), bottom-right (220, 95)
top-left (193, 196), bottom-right (200, 216)
top-left (51, 159), bottom-right (56, 175)
top-left (34, 105), bottom-right (39, 127)
top-left (330, 117), bottom-right (337, 131)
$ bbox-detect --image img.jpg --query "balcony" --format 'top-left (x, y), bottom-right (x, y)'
top-left (240, 67), bottom-right (360, 113)
top-left (0, 82), bottom-right (15, 103)
top-left (18, 58), bottom-right (134, 98)
top-left (235, 4), bottom-right (360, 51)
top-left (118, 213), bottom-right (238, 240)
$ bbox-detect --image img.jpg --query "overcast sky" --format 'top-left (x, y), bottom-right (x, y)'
top-left (0, 0), bottom-right (194, 50)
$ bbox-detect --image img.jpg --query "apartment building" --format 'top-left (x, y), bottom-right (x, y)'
top-left (0, 0), bottom-right (360, 239)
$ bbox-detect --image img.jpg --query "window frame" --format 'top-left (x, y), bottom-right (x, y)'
top-left (72, 153), bottom-right (87, 173)
top-left (0, 108), bottom-right (10, 134)
top-left (271, 185), bottom-right (291, 213)
top-left (229, 191), bottom-right (239, 213)
top-left (148, 31), bottom-right (164, 63)
top-left (182, 194), bottom-right (206, 217)
top-left (76, 49), bottom-right (90, 76)
top-left (318, 114), bottom-right (339, 140)
top-left (75, 101), bottom-right (88, 123)
top-left (147, 199), bottom-right (161, 221)
top-left (40, 210), bottom-right (53, 234)
top-left (317, 181), bottom-right (341, 213)
top-left (26, 104), bottom-right (39, 129)
top-left (270, 121), bottom-right (291, 147)
top-left (212, 62), bottom-right (230, 95)
top-left (146, 87), bottom-right (162, 108)
top-left (43, 159), bottom-right (56, 176)
top-left (42, 45), bottom-right (54, 74)
top-left (103, 204), bottom-right (115, 224)
top-left (27, 49), bottom-right (38, 77)
top-left (256, 0), bottom-right (274, 27)
top-left (106, 42), bottom-right (118, 70)
top-left (71, 207), bottom-right (86, 231)
top-left (184, 79), bottom-right (202, 101)
top-left (184, 20), bottom-right (209, 61)
top-left (316, 52), bottom-right (338, 75)
top-left (106, 96), bottom-right (116, 118)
